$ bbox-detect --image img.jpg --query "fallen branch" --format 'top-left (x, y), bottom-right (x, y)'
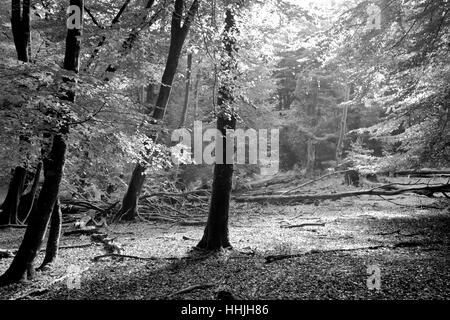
top-left (168, 283), bottom-right (215, 298)
top-left (236, 184), bottom-right (450, 204)
top-left (281, 222), bottom-right (325, 229)
top-left (93, 253), bottom-right (160, 261)
top-left (282, 170), bottom-right (351, 195)
top-left (266, 245), bottom-right (385, 263)
top-left (62, 200), bottom-right (106, 213)
top-left (64, 228), bottom-right (104, 236)
top-left (140, 190), bottom-right (210, 201)
top-left (0, 224), bottom-right (27, 229)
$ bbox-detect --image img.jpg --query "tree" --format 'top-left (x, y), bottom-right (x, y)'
top-left (117, 0), bottom-right (199, 221)
top-left (0, 0), bottom-right (83, 285)
top-left (0, 0), bottom-right (33, 226)
top-left (197, 2), bottom-right (239, 251)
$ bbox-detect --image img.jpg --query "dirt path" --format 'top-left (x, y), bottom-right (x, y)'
top-left (0, 194), bottom-right (449, 300)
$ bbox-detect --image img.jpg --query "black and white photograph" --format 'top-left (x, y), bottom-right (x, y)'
top-left (0, 0), bottom-right (449, 313)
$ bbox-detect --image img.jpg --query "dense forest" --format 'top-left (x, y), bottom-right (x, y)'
top-left (0, 0), bottom-right (449, 302)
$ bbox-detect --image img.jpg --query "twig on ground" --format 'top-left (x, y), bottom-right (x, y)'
top-left (167, 283), bottom-right (216, 298)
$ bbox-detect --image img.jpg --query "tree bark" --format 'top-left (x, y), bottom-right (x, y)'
top-left (11, 0), bottom-right (31, 62)
top-left (116, 163), bottom-right (146, 221)
top-left (179, 52), bottom-right (193, 128)
top-left (18, 162), bottom-right (42, 223)
top-left (38, 197), bottom-right (62, 269)
top-left (197, 6), bottom-right (238, 251)
top-left (0, 135), bottom-right (67, 286)
top-left (0, 167), bottom-right (26, 225)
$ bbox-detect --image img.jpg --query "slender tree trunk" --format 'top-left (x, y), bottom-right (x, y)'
top-left (0, 167), bottom-right (26, 225)
top-left (197, 6), bottom-right (238, 251)
top-left (38, 198), bottom-right (62, 269)
top-left (11, 0), bottom-right (31, 63)
top-left (306, 139), bottom-right (316, 177)
top-left (193, 71), bottom-right (200, 121)
top-left (18, 161), bottom-right (42, 223)
top-left (152, 0), bottom-right (199, 120)
top-left (0, 135), bottom-right (66, 286)
top-left (336, 85), bottom-right (350, 163)
top-left (179, 52), bottom-right (193, 128)
top-left (117, 0), bottom-right (199, 221)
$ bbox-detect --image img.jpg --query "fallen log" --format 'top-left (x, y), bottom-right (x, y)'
top-left (235, 184), bottom-right (450, 204)
top-left (386, 170), bottom-right (450, 177)
top-left (140, 190), bottom-right (210, 201)
top-left (280, 222), bottom-right (325, 229)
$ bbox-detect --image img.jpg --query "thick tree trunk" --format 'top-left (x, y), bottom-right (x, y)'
top-left (18, 162), bottom-right (42, 223)
top-left (197, 7), bottom-right (238, 251)
top-left (2, 0), bottom-right (33, 225)
top-left (179, 52), bottom-right (193, 128)
top-left (39, 198), bottom-right (62, 269)
top-left (0, 167), bottom-right (26, 225)
top-left (116, 164), bottom-right (146, 221)
top-left (117, 0), bottom-right (199, 221)
top-left (0, 135), bottom-right (66, 286)
top-left (11, 0), bottom-right (31, 62)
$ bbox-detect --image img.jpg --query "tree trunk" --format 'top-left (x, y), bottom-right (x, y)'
top-left (18, 162), bottom-right (42, 223)
top-left (152, 0), bottom-right (199, 120)
top-left (305, 139), bottom-right (316, 177)
top-left (193, 71), bottom-right (201, 121)
top-left (11, 0), bottom-right (31, 62)
top-left (117, 0), bottom-right (199, 221)
top-left (116, 164), bottom-right (146, 221)
top-left (336, 85), bottom-right (350, 163)
top-left (38, 197), bottom-right (62, 269)
top-left (197, 6), bottom-right (238, 251)
top-left (179, 52), bottom-right (193, 128)
top-left (1, 0), bottom-right (33, 225)
top-left (0, 135), bottom-right (66, 286)
top-left (0, 167), bottom-right (26, 225)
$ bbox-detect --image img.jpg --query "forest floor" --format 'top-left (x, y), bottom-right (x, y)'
top-left (0, 177), bottom-right (449, 300)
